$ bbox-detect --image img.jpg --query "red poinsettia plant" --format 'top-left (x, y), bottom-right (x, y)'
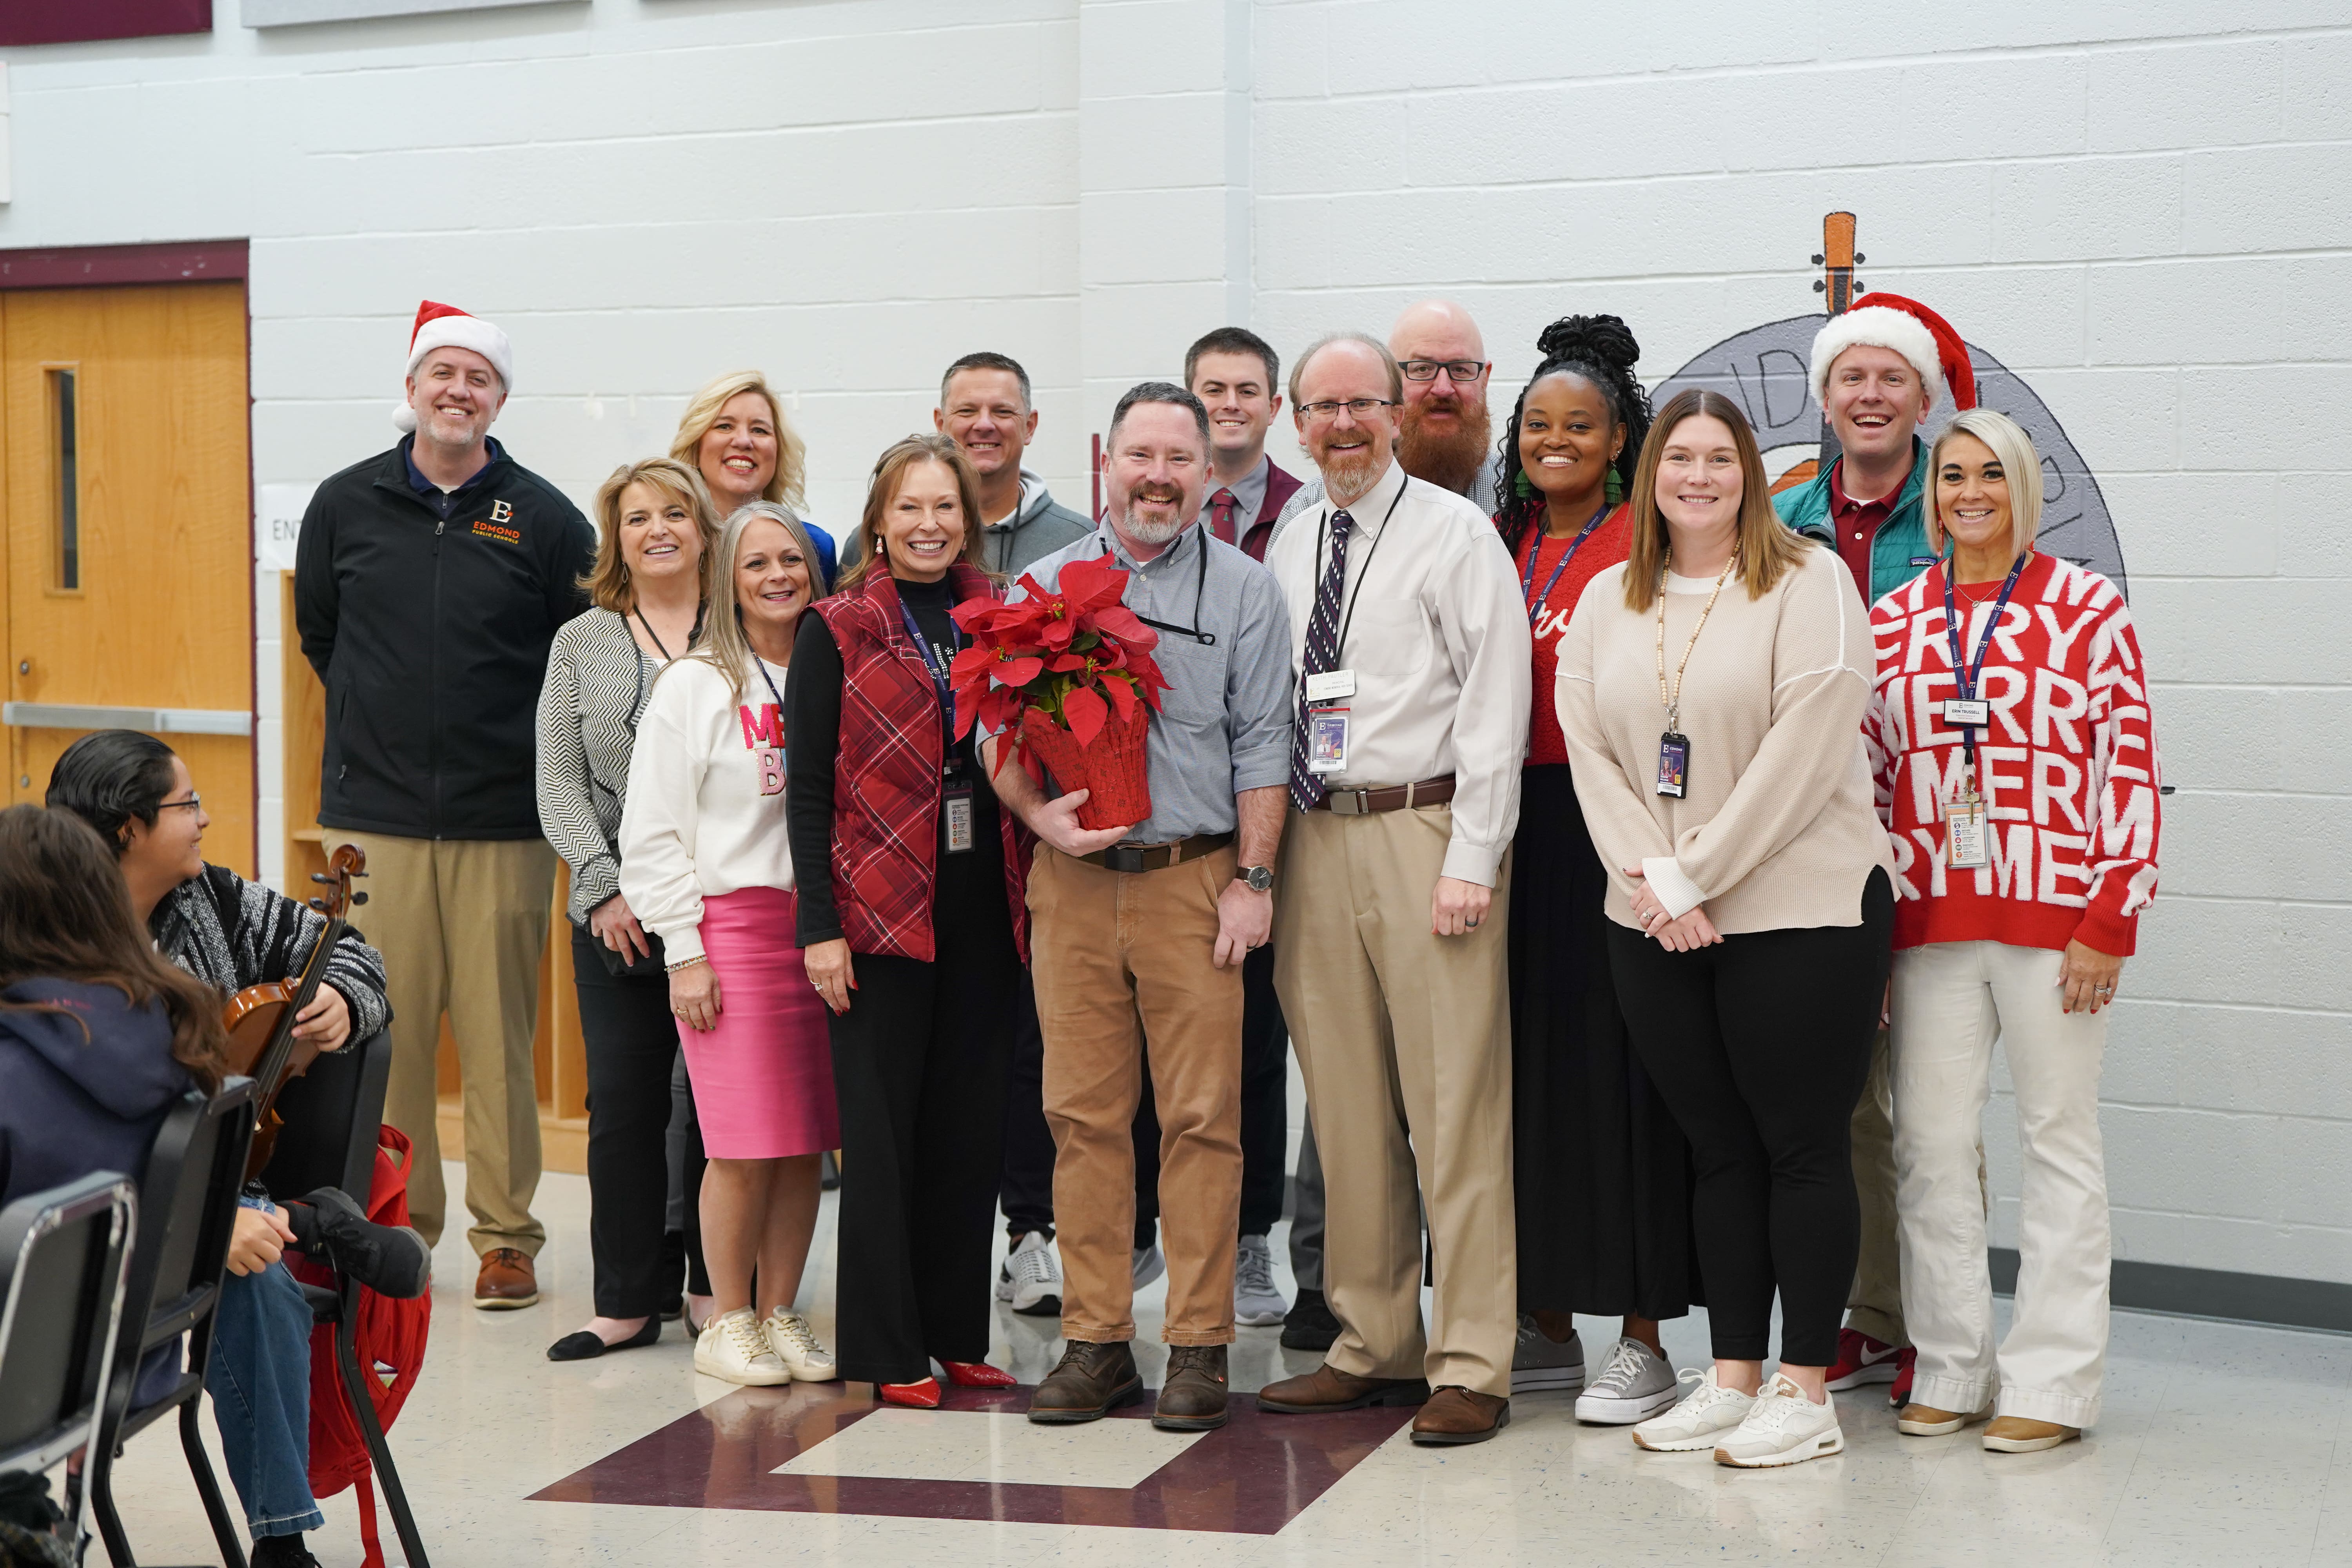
top-left (949, 555), bottom-right (1170, 822)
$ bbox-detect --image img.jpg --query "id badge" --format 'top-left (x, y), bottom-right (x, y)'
top-left (1942, 698), bottom-right (1990, 729)
top-left (944, 783), bottom-right (976, 854)
top-left (1655, 731), bottom-right (1690, 799)
top-left (753, 746), bottom-right (786, 798)
top-left (1305, 668), bottom-right (1357, 703)
top-left (1308, 706), bottom-right (1350, 775)
top-left (1945, 795), bottom-right (1989, 869)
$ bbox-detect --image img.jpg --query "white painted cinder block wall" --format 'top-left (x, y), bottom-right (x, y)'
top-left (1, 0), bottom-right (2345, 1284)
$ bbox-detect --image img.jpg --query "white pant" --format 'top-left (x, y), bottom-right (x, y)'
top-left (1892, 940), bottom-right (2110, 1428)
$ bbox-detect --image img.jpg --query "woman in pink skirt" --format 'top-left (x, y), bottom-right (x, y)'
top-left (621, 500), bottom-right (842, 1387)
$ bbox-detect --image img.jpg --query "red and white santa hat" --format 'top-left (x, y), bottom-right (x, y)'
top-left (1807, 292), bottom-right (1977, 414)
top-left (394, 299), bottom-right (514, 431)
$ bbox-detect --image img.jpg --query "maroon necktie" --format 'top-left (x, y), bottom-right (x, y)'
top-left (1210, 488), bottom-right (1238, 546)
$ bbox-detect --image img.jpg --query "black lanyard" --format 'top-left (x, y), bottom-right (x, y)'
top-left (896, 595), bottom-right (962, 773)
top-left (1940, 550), bottom-right (2032, 775)
top-left (632, 601), bottom-right (707, 664)
top-left (1519, 500), bottom-right (1612, 626)
top-left (1098, 526), bottom-right (1215, 646)
top-left (752, 656), bottom-right (788, 728)
top-left (1314, 479), bottom-right (1408, 666)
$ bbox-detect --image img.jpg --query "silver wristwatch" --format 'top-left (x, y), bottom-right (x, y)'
top-left (1238, 864), bottom-right (1275, 893)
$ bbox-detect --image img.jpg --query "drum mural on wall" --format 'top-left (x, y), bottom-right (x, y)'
top-left (1649, 213), bottom-right (2129, 600)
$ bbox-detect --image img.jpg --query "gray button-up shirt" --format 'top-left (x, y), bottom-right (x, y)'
top-left (1014, 520), bottom-right (1294, 846)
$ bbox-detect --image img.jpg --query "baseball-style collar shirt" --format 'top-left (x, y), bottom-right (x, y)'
top-left (1261, 458), bottom-right (1532, 886)
top-left (1015, 519), bottom-right (1295, 848)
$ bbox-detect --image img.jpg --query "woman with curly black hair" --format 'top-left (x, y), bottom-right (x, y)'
top-left (1495, 316), bottom-right (1697, 1425)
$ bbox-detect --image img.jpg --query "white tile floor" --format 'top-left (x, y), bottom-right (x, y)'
top-left (87, 1163), bottom-right (2352, 1566)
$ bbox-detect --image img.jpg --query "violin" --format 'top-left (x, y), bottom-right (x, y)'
top-left (222, 843), bottom-right (368, 1183)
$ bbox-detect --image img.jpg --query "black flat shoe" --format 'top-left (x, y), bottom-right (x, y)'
top-left (548, 1316), bottom-right (661, 1361)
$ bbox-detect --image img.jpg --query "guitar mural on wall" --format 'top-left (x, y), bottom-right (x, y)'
top-left (1651, 212), bottom-right (2130, 600)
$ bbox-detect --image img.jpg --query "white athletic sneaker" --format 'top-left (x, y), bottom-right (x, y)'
top-left (996, 1230), bottom-right (1063, 1317)
top-left (763, 1309), bottom-right (838, 1382)
top-left (1509, 1314), bottom-right (1586, 1394)
top-left (1712, 1374), bottom-right (1844, 1468)
top-left (1576, 1336), bottom-right (1681, 1425)
top-left (1631, 1366), bottom-right (1756, 1452)
top-left (695, 1307), bottom-right (791, 1387)
top-left (1234, 1235), bottom-right (1288, 1327)
top-left (1132, 1242), bottom-right (1166, 1291)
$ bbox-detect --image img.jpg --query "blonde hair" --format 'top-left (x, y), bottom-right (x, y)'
top-left (835, 434), bottom-right (990, 594)
top-left (671, 501), bottom-right (829, 707)
top-left (1622, 388), bottom-right (1809, 612)
top-left (581, 458), bottom-right (722, 614)
top-left (1926, 407), bottom-right (2041, 562)
top-left (670, 371), bottom-right (809, 510)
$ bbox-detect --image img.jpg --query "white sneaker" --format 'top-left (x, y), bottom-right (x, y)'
top-left (1632, 1366), bottom-right (1755, 1452)
top-left (695, 1307), bottom-right (791, 1387)
top-left (1576, 1336), bottom-right (1681, 1425)
top-left (1132, 1242), bottom-right (1166, 1291)
top-left (1234, 1235), bottom-right (1288, 1327)
top-left (996, 1230), bottom-right (1063, 1317)
top-left (1510, 1314), bottom-right (1586, 1394)
top-left (1712, 1374), bottom-right (1844, 1468)
top-left (763, 1309), bottom-right (838, 1382)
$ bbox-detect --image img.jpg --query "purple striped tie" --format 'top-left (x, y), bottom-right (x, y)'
top-left (1289, 509), bottom-right (1354, 811)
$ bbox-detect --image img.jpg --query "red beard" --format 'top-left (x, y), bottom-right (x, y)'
top-left (1397, 399), bottom-right (1494, 497)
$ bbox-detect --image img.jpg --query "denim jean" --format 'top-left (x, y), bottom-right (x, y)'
top-left (204, 1200), bottom-right (323, 1538)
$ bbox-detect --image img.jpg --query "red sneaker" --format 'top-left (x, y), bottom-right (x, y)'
top-left (1824, 1327), bottom-right (1903, 1391)
top-left (878, 1377), bottom-right (942, 1409)
top-left (942, 1359), bottom-right (1017, 1388)
top-left (1889, 1347), bottom-right (1917, 1407)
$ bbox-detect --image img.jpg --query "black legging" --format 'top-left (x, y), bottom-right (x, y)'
top-left (1607, 869), bottom-right (1892, 1367)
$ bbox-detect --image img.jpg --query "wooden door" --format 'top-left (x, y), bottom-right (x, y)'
top-left (2, 283), bottom-right (254, 872)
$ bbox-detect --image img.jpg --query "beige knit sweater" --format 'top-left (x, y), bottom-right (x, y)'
top-left (1556, 543), bottom-right (1894, 935)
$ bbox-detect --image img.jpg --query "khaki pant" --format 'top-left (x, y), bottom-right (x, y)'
top-left (1272, 805), bottom-right (1515, 1399)
top-left (1846, 1027), bottom-right (1906, 1347)
top-left (1030, 845), bottom-right (1242, 1347)
top-left (327, 831), bottom-right (554, 1257)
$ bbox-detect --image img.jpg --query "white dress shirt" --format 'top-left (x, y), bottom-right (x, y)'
top-left (1263, 458), bottom-right (1531, 885)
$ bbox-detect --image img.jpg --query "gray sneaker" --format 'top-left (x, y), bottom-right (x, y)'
top-left (1509, 1313), bottom-right (1585, 1394)
top-left (1234, 1235), bottom-right (1288, 1327)
top-left (1132, 1242), bottom-right (1166, 1291)
top-left (1575, 1335), bottom-right (1680, 1425)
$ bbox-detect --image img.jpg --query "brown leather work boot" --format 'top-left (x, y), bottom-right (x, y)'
top-left (473, 1247), bottom-right (539, 1310)
top-left (1255, 1361), bottom-right (1430, 1414)
top-left (1027, 1339), bottom-right (1142, 1424)
top-left (1152, 1345), bottom-right (1229, 1432)
top-left (1410, 1385), bottom-right (1510, 1446)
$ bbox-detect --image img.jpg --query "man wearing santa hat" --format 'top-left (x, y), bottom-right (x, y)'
top-left (1774, 291), bottom-right (1980, 1410)
top-left (296, 301), bottom-right (595, 1310)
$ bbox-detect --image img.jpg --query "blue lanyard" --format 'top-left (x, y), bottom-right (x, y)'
top-left (1940, 550), bottom-right (2032, 771)
top-left (896, 596), bottom-right (958, 763)
top-left (1519, 501), bottom-right (1612, 626)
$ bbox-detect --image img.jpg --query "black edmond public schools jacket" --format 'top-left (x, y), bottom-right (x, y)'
top-left (295, 440), bottom-right (594, 840)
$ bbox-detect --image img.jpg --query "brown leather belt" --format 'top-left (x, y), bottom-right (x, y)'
top-left (1079, 831), bottom-right (1234, 874)
top-left (1308, 775), bottom-right (1456, 815)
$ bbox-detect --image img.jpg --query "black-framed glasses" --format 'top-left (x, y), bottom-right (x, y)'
top-left (1297, 397), bottom-right (1397, 421)
top-left (156, 794), bottom-right (202, 813)
top-left (1398, 359), bottom-right (1489, 383)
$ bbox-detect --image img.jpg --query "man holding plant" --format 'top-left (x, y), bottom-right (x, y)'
top-left (975, 381), bottom-right (1294, 1434)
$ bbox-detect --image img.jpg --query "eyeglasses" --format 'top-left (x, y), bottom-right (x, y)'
top-left (1398, 359), bottom-right (1490, 383)
top-left (156, 795), bottom-right (203, 812)
top-left (1297, 397), bottom-right (1397, 421)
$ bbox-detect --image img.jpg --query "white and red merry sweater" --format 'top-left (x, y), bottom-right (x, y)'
top-left (1863, 551), bottom-right (2161, 956)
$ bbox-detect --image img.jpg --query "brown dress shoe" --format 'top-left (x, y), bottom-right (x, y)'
top-left (1027, 1340), bottom-right (1141, 1424)
top-left (473, 1247), bottom-right (539, 1310)
top-left (1256, 1362), bottom-right (1430, 1414)
top-left (1410, 1385), bottom-right (1510, 1445)
top-left (1982, 1416), bottom-right (2080, 1452)
top-left (1153, 1345), bottom-right (1229, 1432)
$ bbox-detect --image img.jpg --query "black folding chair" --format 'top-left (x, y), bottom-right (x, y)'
top-left (256, 1033), bottom-right (430, 1568)
top-left (85, 1080), bottom-right (257, 1568)
top-left (0, 1172), bottom-right (140, 1559)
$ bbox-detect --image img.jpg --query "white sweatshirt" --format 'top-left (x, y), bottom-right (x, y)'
top-left (617, 654), bottom-right (797, 964)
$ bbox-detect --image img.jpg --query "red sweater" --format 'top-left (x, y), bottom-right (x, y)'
top-left (1864, 552), bottom-right (2161, 956)
top-left (1511, 503), bottom-right (1633, 767)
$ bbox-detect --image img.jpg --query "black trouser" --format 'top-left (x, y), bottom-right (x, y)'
top-left (1238, 943), bottom-right (1289, 1239)
top-left (831, 860), bottom-right (1020, 1385)
top-left (1606, 869), bottom-right (1893, 1367)
top-left (572, 926), bottom-right (706, 1319)
top-left (999, 969), bottom-right (1160, 1251)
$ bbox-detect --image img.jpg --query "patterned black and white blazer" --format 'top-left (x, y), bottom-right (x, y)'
top-left (151, 864), bottom-right (392, 1043)
top-left (537, 607), bottom-right (665, 925)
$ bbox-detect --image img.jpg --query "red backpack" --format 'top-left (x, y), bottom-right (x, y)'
top-left (287, 1125), bottom-right (432, 1568)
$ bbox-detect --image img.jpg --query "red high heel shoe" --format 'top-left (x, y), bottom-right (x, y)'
top-left (878, 1377), bottom-right (942, 1409)
top-left (942, 1360), bottom-right (1017, 1388)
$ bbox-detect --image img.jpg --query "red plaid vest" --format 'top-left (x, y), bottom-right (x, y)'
top-left (811, 564), bottom-right (1030, 964)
